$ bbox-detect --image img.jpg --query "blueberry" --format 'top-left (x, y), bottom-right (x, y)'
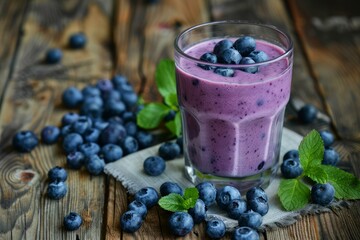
top-left (116, 81), bottom-right (134, 93)
top-left (283, 149), bottom-right (299, 161)
top-left (205, 219), bottom-right (226, 239)
top-left (71, 116), bottom-right (92, 135)
top-left (63, 212), bottom-right (83, 231)
top-left (86, 155), bottom-right (105, 175)
top-left (83, 96), bottom-right (104, 108)
top-left (214, 67), bottom-right (234, 77)
top-left (198, 52), bottom-right (217, 70)
top-left (111, 74), bottom-right (128, 88)
top-left (62, 133), bottom-right (83, 153)
top-left (322, 148), bottom-right (340, 166)
top-left (80, 102), bottom-right (103, 120)
top-left (12, 130), bottom-right (39, 152)
top-left (239, 57), bottom-right (258, 74)
top-left (102, 89), bottom-right (122, 102)
top-left (213, 39), bottom-right (233, 56)
top-left (246, 187), bottom-right (269, 216)
top-left (124, 121), bottom-right (138, 136)
top-left (66, 151), bottom-right (85, 169)
top-left (218, 48), bottom-right (242, 64)
top-left (232, 226), bottom-right (259, 240)
top-left (196, 181), bottom-right (217, 207)
top-left (120, 210), bottom-right (143, 233)
top-left (281, 158), bottom-right (303, 178)
top-left (99, 123), bottom-right (127, 145)
top-left (176, 136), bottom-right (183, 154)
top-left (82, 128), bottom-right (100, 143)
top-left (122, 91), bottom-right (138, 110)
top-left (78, 142), bottom-right (100, 157)
top-left (158, 142), bottom-right (181, 160)
top-left (168, 212), bottom-right (194, 236)
top-left (319, 130), bottom-right (335, 148)
top-left (69, 32), bottom-right (86, 49)
top-left (227, 198), bottom-right (247, 219)
top-left (107, 116), bottom-right (124, 125)
top-left (121, 136), bottom-right (139, 155)
top-left (96, 79), bottom-right (113, 93)
top-left (298, 104), bottom-right (318, 124)
top-left (136, 131), bottom-right (154, 149)
top-left (93, 120), bottom-right (109, 131)
top-left (143, 156), bottom-right (166, 176)
top-left (311, 183), bottom-right (335, 206)
top-left (238, 210), bottom-right (262, 229)
top-left (40, 126), bottom-right (60, 144)
top-left (249, 50), bottom-right (269, 63)
top-left (48, 166), bottom-right (67, 182)
top-left (216, 186), bottom-right (241, 210)
top-left (128, 200), bottom-right (148, 219)
top-left (121, 111), bottom-right (136, 123)
top-left (81, 85), bottom-right (101, 98)
top-left (134, 187), bottom-right (159, 208)
top-left (188, 199), bottom-right (206, 224)
top-left (101, 144), bottom-right (123, 163)
top-left (164, 110), bottom-right (177, 122)
top-left (45, 48), bottom-right (62, 64)
top-left (61, 112), bottom-right (80, 126)
top-left (62, 87), bottom-right (83, 108)
top-left (234, 36), bottom-right (256, 56)
top-left (61, 125), bottom-right (73, 137)
top-left (104, 100), bottom-right (126, 118)
top-left (47, 181), bottom-right (67, 200)
top-left (160, 181), bottom-right (183, 196)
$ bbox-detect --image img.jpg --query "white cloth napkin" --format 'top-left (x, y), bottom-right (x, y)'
top-left (104, 128), bottom-right (345, 231)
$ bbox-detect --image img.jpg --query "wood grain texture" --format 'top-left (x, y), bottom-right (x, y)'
top-left (0, 0), bottom-right (114, 239)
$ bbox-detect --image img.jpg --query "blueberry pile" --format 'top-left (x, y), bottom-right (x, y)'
top-left (198, 36), bottom-right (269, 76)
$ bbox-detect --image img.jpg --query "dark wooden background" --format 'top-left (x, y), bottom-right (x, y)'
top-left (0, 0), bottom-right (359, 239)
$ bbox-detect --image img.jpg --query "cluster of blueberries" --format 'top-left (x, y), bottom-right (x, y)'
top-left (121, 182), bottom-right (269, 240)
top-left (198, 36), bottom-right (269, 77)
top-left (280, 130), bottom-right (338, 206)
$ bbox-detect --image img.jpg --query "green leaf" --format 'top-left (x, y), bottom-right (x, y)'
top-left (278, 179), bottom-right (310, 211)
top-left (305, 165), bottom-right (328, 184)
top-left (164, 93), bottom-right (178, 109)
top-left (158, 193), bottom-right (186, 212)
top-left (184, 187), bottom-right (199, 200)
top-left (322, 165), bottom-right (360, 199)
top-left (137, 103), bottom-right (170, 129)
top-left (165, 112), bottom-right (182, 137)
top-left (299, 130), bottom-right (324, 172)
top-left (155, 59), bottom-right (176, 98)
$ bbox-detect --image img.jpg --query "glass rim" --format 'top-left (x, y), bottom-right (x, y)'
top-left (174, 20), bottom-right (294, 68)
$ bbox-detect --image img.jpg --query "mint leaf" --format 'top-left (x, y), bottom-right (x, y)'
top-left (158, 193), bottom-right (186, 212)
top-left (155, 59), bottom-right (176, 98)
top-left (165, 112), bottom-right (182, 137)
top-left (305, 165), bottom-right (328, 184)
top-left (278, 179), bottom-right (310, 211)
top-left (137, 103), bottom-right (169, 129)
top-left (164, 93), bottom-right (178, 109)
top-left (322, 165), bottom-right (360, 199)
top-left (184, 187), bottom-right (199, 200)
top-left (299, 130), bottom-right (324, 172)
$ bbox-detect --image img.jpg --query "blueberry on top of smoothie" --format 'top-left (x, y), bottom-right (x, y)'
top-left (249, 50), bottom-right (269, 63)
top-left (198, 52), bottom-right (217, 70)
top-left (218, 48), bottom-right (242, 64)
top-left (240, 57), bottom-right (258, 74)
top-left (214, 68), bottom-right (234, 77)
top-left (234, 36), bottom-right (256, 56)
top-left (213, 39), bottom-right (233, 56)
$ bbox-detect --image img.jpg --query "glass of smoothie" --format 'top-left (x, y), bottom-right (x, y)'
top-left (174, 21), bottom-right (293, 192)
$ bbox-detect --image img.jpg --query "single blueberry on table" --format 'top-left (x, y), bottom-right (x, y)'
top-left (214, 67), bottom-right (235, 77)
top-left (205, 219), bottom-right (226, 239)
top-left (78, 142), bottom-right (100, 157)
top-left (227, 198), bottom-right (247, 219)
top-left (96, 79), bottom-right (113, 93)
top-left (160, 181), bottom-right (183, 196)
top-left (168, 212), bottom-right (194, 236)
top-left (158, 142), bottom-right (181, 160)
top-left (68, 32), bottom-right (87, 49)
top-left (81, 85), bottom-right (101, 98)
top-left (283, 149), bottom-right (299, 161)
top-left (322, 147), bottom-right (340, 166)
top-left (128, 200), bottom-right (148, 219)
top-left (12, 130), bottom-right (39, 152)
top-left (61, 112), bottom-right (80, 126)
top-left (48, 166), bottom-right (67, 182)
top-left (311, 183), bottom-right (335, 206)
top-left (47, 181), bottom-right (68, 200)
top-left (82, 128), bottom-right (101, 143)
top-left (66, 151), bottom-right (85, 169)
top-left (121, 136), bottom-right (139, 155)
top-left (198, 52), bottom-right (217, 70)
top-left (281, 158), bottom-right (303, 179)
top-left (319, 130), bottom-right (335, 148)
top-left (240, 57), bottom-right (258, 74)
top-left (120, 210), bottom-right (143, 233)
top-left (143, 156), bottom-right (166, 176)
top-left (136, 131), bottom-right (154, 149)
top-left (188, 199), bottom-right (206, 224)
top-left (218, 48), bottom-right (242, 64)
top-left (99, 123), bottom-right (127, 146)
top-left (86, 155), bottom-right (105, 176)
top-left (216, 186), bottom-right (241, 210)
top-left (62, 86), bottom-right (83, 108)
top-left (45, 48), bottom-right (62, 64)
top-left (213, 39), bottom-right (233, 56)
top-left (134, 187), bottom-right (159, 208)
top-left (234, 36), bottom-right (256, 56)
top-left (196, 181), bottom-right (217, 207)
top-left (101, 144), bottom-right (123, 163)
top-left (298, 104), bottom-right (318, 124)
top-left (238, 210), bottom-right (262, 229)
top-left (63, 212), bottom-right (83, 231)
top-left (232, 226), bottom-right (260, 240)
top-left (62, 133), bottom-right (83, 153)
top-left (246, 187), bottom-right (269, 216)
top-left (249, 50), bottom-right (269, 63)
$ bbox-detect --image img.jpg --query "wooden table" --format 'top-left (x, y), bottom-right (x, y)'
top-left (1, 0), bottom-right (359, 239)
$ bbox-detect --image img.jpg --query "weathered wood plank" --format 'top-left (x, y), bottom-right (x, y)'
top-left (288, 0), bottom-right (360, 141)
top-left (0, 0), bottom-right (114, 239)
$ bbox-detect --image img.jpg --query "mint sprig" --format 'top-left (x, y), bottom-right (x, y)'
top-left (158, 187), bottom-right (199, 212)
top-left (136, 59), bottom-right (182, 137)
top-left (278, 129), bottom-right (360, 211)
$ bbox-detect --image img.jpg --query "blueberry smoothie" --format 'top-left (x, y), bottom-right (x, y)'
top-left (175, 35), bottom-right (293, 186)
